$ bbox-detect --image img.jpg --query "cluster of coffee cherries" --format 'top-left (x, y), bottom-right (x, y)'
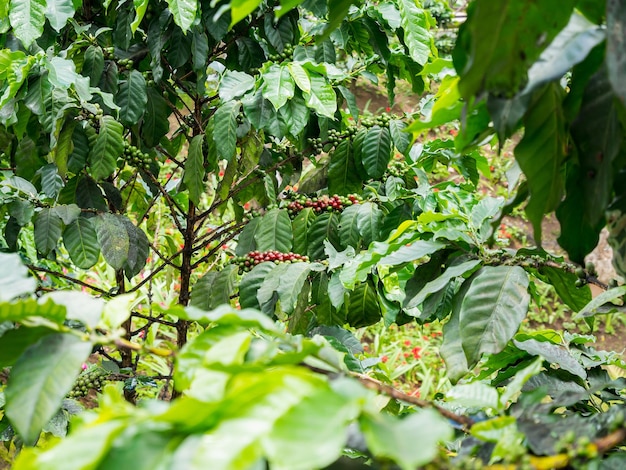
top-left (360, 112), bottom-right (394, 128)
top-left (233, 250), bottom-right (309, 273)
top-left (266, 44), bottom-right (294, 62)
top-left (67, 367), bottom-right (109, 399)
top-left (102, 46), bottom-right (115, 60)
top-left (117, 57), bottom-right (134, 71)
top-left (76, 103), bottom-right (103, 126)
top-left (123, 141), bottom-right (152, 168)
top-left (387, 160), bottom-right (410, 178)
top-left (574, 262), bottom-right (598, 288)
top-left (285, 193), bottom-right (362, 217)
top-left (307, 127), bottom-right (357, 155)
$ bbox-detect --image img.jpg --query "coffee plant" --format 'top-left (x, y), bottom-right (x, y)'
top-left (2, 0), bottom-right (626, 468)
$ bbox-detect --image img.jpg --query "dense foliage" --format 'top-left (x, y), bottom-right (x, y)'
top-left (2, 0), bottom-right (626, 468)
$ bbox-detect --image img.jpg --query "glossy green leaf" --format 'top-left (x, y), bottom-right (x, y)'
top-left (165, 0), bottom-right (197, 31)
top-left (514, 338), bottom-right (586, 379)
top-left (346, 280), bottom-right (381, 328)
top-left (235, 217), bottom-right (260, 256)
top-left (63, 216), bottom-right (100, 269)
top-left (459, 266), bottom-right (530, 366)
top-left (213, 101), bottom-right (240, 161)
top-left (361, 126), bottom-right (392, 179)
top-left (131, 0), bottom-right (149, 33)
top-left (0, 253), bottom-right (37, 301)
top-left (0, 327), bottom-right (54, 368)
top-left (405, 259), bottom-right (481, 310)
top-left (292, 207), bottom-right (316, 255)
top-left (254, 208), bottom-right (293, 252)
top-left (191, 265), bottom-right (238, 311)
top-left (328, 140), bottom-right (361, 195)
top-left (541, 266), bottom-right (591, 312)
top-left (95, 213), bottom-right (130, 271)
top-left (239, 262), bottom-right (278, 310)
top-left (82, 46), bottom-right (104, 87)
top-left (388, 119), bottom-right (411, 155)
top-left (257, 262), bottom-right (312, 315)
top-left (45, 0), bottom-right (74, 32)
top-left (338, 205), bottom-right (362, 249)
top-left (183, 135), bottom-right (206, 206)
top-left (514, 83), bottom-right (567, 241)
top-left (89, 116), bottom-right (124, 181)
top-left (34, 209), bottom-right (63, 256)
top-left (303, 75), bottom-right (336, 119)
top-left (355, 202), bottom-right (382, 247)
top-left (230, 0), bottom-right (262, 26)
top-left (9, 0), bottom-right (46, 47)
top-left (5, 334), bottom-right (92, 445)
top-left (607, 0), bottom-right (626, 106)
top-left (121, 218), bottom-right (149, 279)
top-left (397, 0), bottom-right (432, 66)
top-left (262, 65), bottom-right (295, 110)
top-left (219, 70), bottom-right (255, 101)
top-left (456, 0), bottom-right (577, 99)
top-left (116, 70), bottom-right (148, 126)
top-left (575, 285), bottom-right (626, 318)
top-left (287, 62), bottom-right (311, 93)
top-left (142, 88), bottom-right (170, 148)
top-left (361, 409), bottom-right (453, 470)
top-left (307, 211), bottom-right (340, 261)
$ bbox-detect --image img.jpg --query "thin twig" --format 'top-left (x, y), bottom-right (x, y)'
top-left (27, 265), bottom-right (110, 296)
top-left (354, 373), bottom-right (475, 431)
top-left (131, 311), bottom-right (178, 328)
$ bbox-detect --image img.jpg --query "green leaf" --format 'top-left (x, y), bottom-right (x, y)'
top-left (44, 0), bottom-right (75, 32)
top-left (307, 211), bottom-right (340, 261)
top-left (183, 135), bottom-right (206, 206)
top-left (328, 140), bottom-right (361, 195)
top-left (236, 217), bottom-right (260, 256)
top-left (337, 85), bottom-right (359, 120)
top-left (388, 119), bottom-right (411, 155)
top-left (355, 202), bottom-right (383, 246)
top-left (607, 0), bottom-right (626, 106)
top-left (239, 262), bottom-right (277, 309)
top-left (456, 0), bottom-right (577, 99)
top-left (514, 83), bottom-right (567, 241)
top-left (575, 285), bottom-right (626, 319)
top-left (116, 70), bottom-right (147, 126)
top-left (5, 333), bottom-right (92, 445)
top-left (262, 65), bottom-right (295, 110)
top-left (287, 62), bottom-right (311, 93)
top-left (361, 126), bottom-right (392, 179)
top-left (346, 280), bottom-right (381, 328)
top-left (303, 75), bottom-right (337, 119)
top-left (63, 216), bottom-right (100, 269)
top-left (34, 209), bottom-right (63, 256)
top-left (292, 207), bottom-right (316, 255)
top-left (131, 0), bottom-right (149, 33)
top-left (213, 101), bottom-right (240, 161)
top-left (541, 266), bottom-right (591, 312)
top-left (440, 280), bottom-right (471, 383)
top-left (257, 262), bottom-right (312, 315)
top-left (95, 213), bottom-right (130, 271)
top-left (191, 265), bottom-right (238, 311)
top-left (0, 327), bottom-right (54, 368)
top-left (89, 116), bottom-right (124, 181)
top-left (338, 205), bottom-right (362, 249)
top-left (514, 338), bottom-right (586, 379)
top-left (459, 266), bottom-right (530, 366)
top-left (254, 208), bottom-right (293, 252)
top-left (0, 253), bottom-right (37, 301)
top-left (397, 0), bottom-right (432, 66)
top-left (220, 70), bottom-right (255, 101)
top-left (361, 409), bottom-right (453, 470)
top-left (165, 0), bottom-right (197, 31)
top-left (230, 0), bottom-right (262, 26)
top-left (9, 0), bottom-right (46, 47)
top-left (142, 88), bottom-right (170, 148)
top-left (405, 259), bottom-right (481, 310)
top-left (120, 218), bottom-right (149, 279)
top-left (378, 239), bottom-right (445, 267)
